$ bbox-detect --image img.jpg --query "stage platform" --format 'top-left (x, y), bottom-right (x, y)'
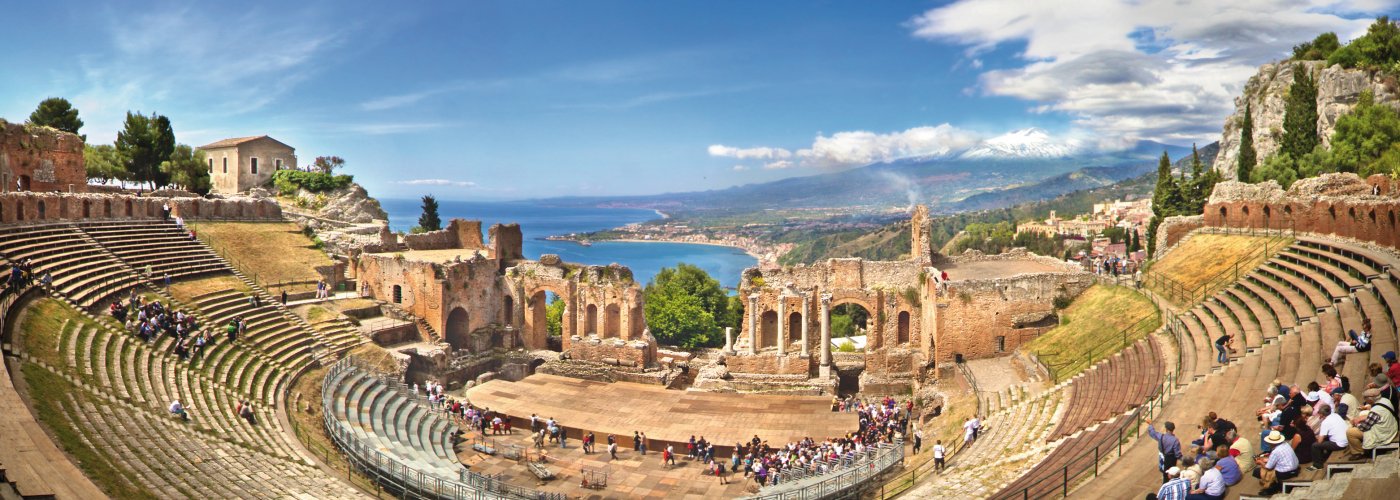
top-left (465, 374), bottom-right (858, 453)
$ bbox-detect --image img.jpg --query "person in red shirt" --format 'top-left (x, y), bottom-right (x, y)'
top-left (1384, 352), bottom-right (1400, 387)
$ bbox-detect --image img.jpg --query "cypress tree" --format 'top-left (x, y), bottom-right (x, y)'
top-left (1281, 67), bottom-right (1320, 160)
top-left (417, 195), bottom-right (442, 232)
top-left (1238, 103), bottom-right (1257, 181)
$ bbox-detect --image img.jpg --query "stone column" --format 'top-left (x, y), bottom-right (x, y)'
top-left (724, 327), bottom-right (734, 353)
top-left (800, 293), bottom-right (810, 357)
top-left (776, 298), bottom-right (787, 356)
top-left (820, 293), bottom-right (832, 368)
top-left (747, 294), bottom-right (759, 355)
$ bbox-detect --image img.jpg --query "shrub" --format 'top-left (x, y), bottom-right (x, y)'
top-left (1052, 294), bottom-right (1073, 310)
top-left (272, 170), bottom-right (354, 193)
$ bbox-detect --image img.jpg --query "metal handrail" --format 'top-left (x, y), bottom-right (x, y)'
top-left (742, 439), bottom-right (905, 500)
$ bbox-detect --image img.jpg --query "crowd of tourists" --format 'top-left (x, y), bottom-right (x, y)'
top-left (1144, 332), bottom-right (1399, 499)
top-left (2, 259), bottom-right (42, 298)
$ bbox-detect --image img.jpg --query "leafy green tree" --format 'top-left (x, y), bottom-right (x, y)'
top-left (545, 297), bottom-right (565, 336)
top-left (115, 111), bottom-right (176, 189)
top-left (643, 264), bottom-right (730, 348)
top-left (1281, 68), bottom-right (1320, 160)
top-left (312, 156), bottom-right (345, 174)
top-left (83, 144), bottom-right (127, 184)
top-left (1292, 32), bottom-right (1341, 61)
top-left (160, 144), bottom-right (211, 194)
top-left (1129, 230), bottom-right (1141, 254)
top-left (1327, 17), bottom-right (1400, 70)
top-left (1238, 103), bottom-right (1257, 182)
top-left (28, 97), bottom-right (84, 138)
top-left (416, 194), bottom-right (442, 232)
top-left (829, 303), bottom-right (868, 338)
top-left (1328, 90), bottom-right (1400, 177)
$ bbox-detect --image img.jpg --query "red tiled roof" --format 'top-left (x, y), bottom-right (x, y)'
top-left (198, 135), bottom-right (292, 150)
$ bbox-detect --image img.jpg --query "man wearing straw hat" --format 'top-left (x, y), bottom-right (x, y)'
top-left (1252, 430), bottom-right (1298, 496)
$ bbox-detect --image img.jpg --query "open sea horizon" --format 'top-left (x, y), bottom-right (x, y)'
top-left (379, 198), bottom-right (756, 289)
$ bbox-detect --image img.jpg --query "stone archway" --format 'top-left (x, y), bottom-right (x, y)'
top-left (760, 310), bottom-right (779, 348)
top-left (897, 311), bottom-right (911, 344)
top-left (82, 200), bottom-right (91, 218)
top-left (787, 312), bottom-right (801, 347)
top-left (125, 199), bottom-right (134, 217)
top-left (36, 200), bottom-right (46, 219)
top-left (446, 307), bottom-right (471, 351)
top-left (528, 290), bottom-right (563, 351)
top-left (586, 304), bottom-right (599, 335)
top-left (503, 295), bottom-right (514, 326)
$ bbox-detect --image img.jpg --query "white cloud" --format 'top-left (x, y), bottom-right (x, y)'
top-left (732, 164), bottom-right (749, 171)
top-left (907, 0), bottom-right (1391, 143)
top-left (707, 144), bottom-right (793, 160)
top-left (763, 160), bottom-right (794, 169)
top-left (794, 125), bottom-right (983, 168)
top-left (396, 179), bottom-right (477, 187)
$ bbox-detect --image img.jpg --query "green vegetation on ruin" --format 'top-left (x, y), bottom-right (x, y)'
top-left (1024, 284), bottom-right (1160, 381)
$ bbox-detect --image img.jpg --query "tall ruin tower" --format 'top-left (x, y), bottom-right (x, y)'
top-left (910, 204), bottom-right (933, 265)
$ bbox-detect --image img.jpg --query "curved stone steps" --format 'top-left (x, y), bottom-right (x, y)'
top-left (328, 367), bottom-right (464, 481)
top-left (1238, 278), bottom-right (1299, 328)
top-left (1260, 261), bottom-right (1334, 310)
top-left (1214, 292), bottom-right (1263, 348)
top-left (1279, 249), bottom-right (1365, 291)
top-left (1248, 272), bottom-right (1317, 323)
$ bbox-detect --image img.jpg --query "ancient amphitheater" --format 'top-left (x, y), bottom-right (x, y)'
top-left (2, 127), bottom-right (1399, 500)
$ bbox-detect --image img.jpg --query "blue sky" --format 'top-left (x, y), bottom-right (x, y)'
top-left (1, 1), bottom-right (1394, 200)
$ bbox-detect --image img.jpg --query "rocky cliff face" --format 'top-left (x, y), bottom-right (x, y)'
top-left (1212, 61), bottom-right (1399, 180)
top-left (292, 183), bottom-right (388, 223)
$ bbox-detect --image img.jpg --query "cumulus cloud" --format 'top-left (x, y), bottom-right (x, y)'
top-left (794, 125), bottom-right (983, 168)
top-left (396, 179), bottom-right (476, 187)
top-left (763, 160), bottom-right (794, 169)
top-left (707, 144), bottom-right (793, 160)
top-left (907, 0), bottom-right (1389, 144)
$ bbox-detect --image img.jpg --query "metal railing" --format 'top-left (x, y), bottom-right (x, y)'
top-left (1142, 227), bottom-right (1291, 306)
top-left (742, 439), bottom-right (904, 500)
top-left (321, 357), bottom-right (565, 500)
top-left (956, 361), bottom-right (986, 418)
top-left (991, 372), bottom-right (1175, 499)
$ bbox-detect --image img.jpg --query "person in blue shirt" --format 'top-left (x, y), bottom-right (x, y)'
top-left (1147, 418), bottom-right (1182, 483)
top-left (1253, 431), bottom-right (1299, 495)
top-left (1147, 467), bottom-right (1192, 500)
top-left (1214, 445), bottom-right (1242, 486)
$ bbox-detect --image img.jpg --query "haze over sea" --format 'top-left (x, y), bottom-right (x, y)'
top-left (381, 199), bottom-right (757, 289)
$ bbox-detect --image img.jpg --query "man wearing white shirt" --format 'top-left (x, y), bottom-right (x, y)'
top-left (1186, 458), bottom-right (1225, 500)
top-left (932, 440), bottom-right (947, 472)
top-left (1310, 405), bottom-right (1349, 470)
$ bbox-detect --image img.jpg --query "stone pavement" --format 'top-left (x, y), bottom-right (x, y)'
top-left (465, 374), bottom-right (858, 454)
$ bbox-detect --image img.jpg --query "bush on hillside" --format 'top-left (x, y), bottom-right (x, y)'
top-left (1327, 16), bottom-right (1400, 71)
top-left (272, 170), bottom-right (354, 193)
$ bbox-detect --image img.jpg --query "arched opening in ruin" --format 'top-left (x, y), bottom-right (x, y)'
top-left (125, 200), bottom-right (134, 217)
top-left (392, 285), bottom-right (403, 304)
top-left (17, 175), bottom-right (31, 191)
top-left (830, 302), bottom-right (871, 339)
top-left (104, 199), bottom-right (112, 217)
top-left (897, 311), bottom-right (911, 344)
top-left (36, 200), bottom-right (46, 219)
top-left (1329, 206), bottom-right (1337, 220)
top-left (1218, 206), bottom-right (1227, 220)
top-left (82, 200), bottom-right (91, 218)
top-left (1348, 207), bottom-right (1357, 220)
top-left (604, 304), bottom-right (621, 338)
top-left (502, 295), bottom-right (514, 326)
top-left (1263, 205), bottom-right (1271, 228)
top-left (586, 304), bottom-right (599, 335)
top-left (529, 290), bottom-right (563, 351)
top-left (1390, 210), bottom-right (1396, 229)
top-left (445, 307), bottom-right (471, 351)
top-left (1242, 205), bottom-right (1250, 217)
top-left (759, 310), bottom-right (779, 348)
top-left (58, 198), bottom-right (69, 219)
top-left (1369, 210), bottom-right (1376, 223)
top-left (787, 312), bottom-right (802, 349)
top-left (14, 201), bottom-right (23, 221)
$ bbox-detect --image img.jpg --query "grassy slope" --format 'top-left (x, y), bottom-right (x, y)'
top-left (167, 275), bottom-right (251, 303)
top-left (14, 299), bottom-right (160, 499)
top-left (1146, 233), bottom-right (1292, 306)
top-left (188, 221), bottom-right (332, 286)
top-left (1024, 284), bottom-right (1161, 380)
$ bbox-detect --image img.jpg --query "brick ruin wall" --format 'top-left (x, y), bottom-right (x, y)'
top-left (933, 270), bottom-right (1092, 364)
top-left (0, 191), bottom-right (281, 224)
top-left (1200, 174), bottom-right (1400, 249)
top-left (0, 121), bottom-right (84, 193)
top-left (402, 219), bottom-right (485, 251)
top-left (565, 336), bottom-right (656, 368)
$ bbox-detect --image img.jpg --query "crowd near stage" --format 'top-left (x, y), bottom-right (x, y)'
top-left (465, 374), bottom-right (859, 454)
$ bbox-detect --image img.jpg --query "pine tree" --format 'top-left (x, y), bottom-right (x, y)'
top-left (28, 97), bottom-right (84, 138)
top-left (1146, 151), bottom-right (1177, 256)
top-left (1281, 67), bottom-right (1320, 160)
top-left (1238, 103), bottom-right (1257, 181)
top-left (1130, 230), bottom-right (1141, 254)
top-left (417, 195), bottom-right (442, 232)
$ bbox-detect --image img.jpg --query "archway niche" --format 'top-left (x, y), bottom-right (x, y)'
top-left (37, 200), bottom-right (46, 219)
top-left (787, 312), bottom-right (801, 347)
top-left (897, 311), bottom-right (911, 344)
top-left (502, 295), bottom-right (514, 326)
top-left (604, 304), bottom-right (621, 338)
top-left (529, 290), bottom-right (563, 351)
top-left (392, 285), bottom-right (403, 303)
top-left (759, 310), bottom-right (779, 348)
top-left (82, 200), bottom-right (91, 218)
top-left (445, 307), bottom-right (471, 351)
top-left (828, 302), bottom-right (872, 351)
top-left (586, 304), bottom-right (599, 335)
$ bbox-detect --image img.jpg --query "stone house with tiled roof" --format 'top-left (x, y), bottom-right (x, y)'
top-left (197, 135), bottom-right (296, 194)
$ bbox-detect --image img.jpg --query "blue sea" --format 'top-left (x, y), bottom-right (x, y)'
top-left (380, 199), bottom-right (757, 289)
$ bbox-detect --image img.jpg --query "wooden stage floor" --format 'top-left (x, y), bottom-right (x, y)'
top-left (465, 374), bottom-right (858, 451)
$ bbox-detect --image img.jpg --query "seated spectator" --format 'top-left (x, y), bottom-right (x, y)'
top-left (1186, 458), bottom-right (1225, 500)
top-left (1346, 393), bottom-right (1397, 459)
top-left (1329, 322), bottom-right (1371, 366)
top-left (170, 399), bottom-right (189, 421)
top-left (1214, 445), bottom-right (1242, 486)
top-left (1228, 429), bottom-right (1254, 476)
top-left (1253, 431), bottom-right (1299, 496)
top-left (1180, 456), bottom-right (1202, 489)
top-left (1309, 405), bottom-right (1348, 471)
top-left (1148, 467), bottom-right (1191, 500)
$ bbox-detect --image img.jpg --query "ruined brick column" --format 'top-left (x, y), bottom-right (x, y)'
top-left (776, 297), bottom-right (787, 355)
top-left (747, 294), bottom-right (759, 355)
top-left (820, 293), bottom-right (832, 370)
top-left (800, 293), bottom-right (810, 357)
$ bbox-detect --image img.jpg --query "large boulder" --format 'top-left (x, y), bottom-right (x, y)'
top-left (295, 183), bottom-right (388, 223)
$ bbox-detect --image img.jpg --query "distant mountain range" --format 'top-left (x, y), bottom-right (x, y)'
top-left (542, 139), bottom-right (1198, 214)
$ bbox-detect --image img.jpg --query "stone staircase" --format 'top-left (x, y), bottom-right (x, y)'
top-left (325, 365), bottom-right (462, 479)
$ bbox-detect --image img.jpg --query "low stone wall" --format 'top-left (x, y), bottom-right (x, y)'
top-left (1154, 215), bottom-right (1206, 259)
top-left (1202, 174), bottom-right (1400, 249)
top-left (725, 351), bottom-right (812, 375)
top-left (567, 335), bottom-right (655, 369)
top-left (0, 191), bottom-right (281, 224)
top-left (933, 271), bottom-right (1091, 364)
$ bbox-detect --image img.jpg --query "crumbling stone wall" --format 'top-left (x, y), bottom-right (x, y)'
top-left (1154, 215), bottom-right (1206, 259)
top-left (403, 219), bottom-right (486, 251)
top-left (0, 121), bottom-right (84, 193)
top-left (931, 270), bottom-right (1091, 364)
top-left (1202, 174), bottom-right (1400, 248)
top-left (566, 335), bottom-right (656, 368)
top-left (0, 191), bottom-right (280, 223)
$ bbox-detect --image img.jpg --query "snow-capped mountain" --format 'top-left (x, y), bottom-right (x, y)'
top-left (959, 128), bottom-right (1080, 160)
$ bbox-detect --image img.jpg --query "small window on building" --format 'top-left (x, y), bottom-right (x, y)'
top-left (275, 158), bottom-right (283, 170)
top-left (251, 157), bottom-right (258, 174)
top-left (392, 285), bottom-right (403, 304)
top-left (995, 336), bottom-right (1006, 353)
top-left (208, 158), bottom-right (214, 173)
top-left (222, 157), bottom-right (228, 173)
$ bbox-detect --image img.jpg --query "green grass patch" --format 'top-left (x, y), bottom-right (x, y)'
top-left (17, 298), bottom-right (84, 367)
top-left (1026, 284), bottom-right (1161, 380)
top-left (21, 364), bottom-right (161, 500)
